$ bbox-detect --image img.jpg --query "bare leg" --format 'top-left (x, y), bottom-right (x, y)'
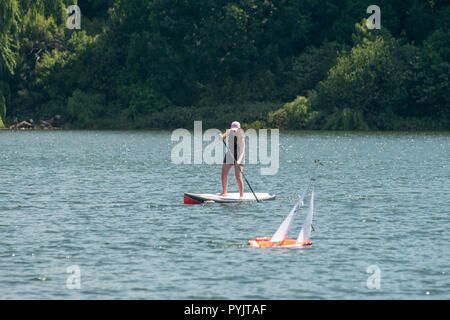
top-left (220, 164), bottom-right (233, 196)
top-left (234, 164), bottom-right (244, 199)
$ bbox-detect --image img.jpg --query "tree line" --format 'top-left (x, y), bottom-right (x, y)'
top-left (0, 0), bottom-right (448, 130)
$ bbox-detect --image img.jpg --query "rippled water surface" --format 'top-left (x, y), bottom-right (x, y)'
top-left (0, 130), bottom-right (448, 299)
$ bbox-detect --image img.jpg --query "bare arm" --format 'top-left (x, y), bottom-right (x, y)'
top-left (219, 130), bottom-right (228, 140)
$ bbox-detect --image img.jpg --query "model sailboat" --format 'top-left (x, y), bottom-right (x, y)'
top-left (248, 160), bottom-right (321, 248)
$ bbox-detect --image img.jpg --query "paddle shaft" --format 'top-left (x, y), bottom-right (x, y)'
top-left (222, 138), bottom-right (260, 202)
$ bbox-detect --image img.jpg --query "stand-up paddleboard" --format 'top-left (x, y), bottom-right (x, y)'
top-left (184, 192), bottom-right (276, 204)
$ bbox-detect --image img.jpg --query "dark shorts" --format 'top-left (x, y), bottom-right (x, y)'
top-left (223, 150), bottom-right (238, 164)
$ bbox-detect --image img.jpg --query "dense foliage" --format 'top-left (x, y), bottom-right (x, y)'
top-left (0, 0), bottom-right (448, 130)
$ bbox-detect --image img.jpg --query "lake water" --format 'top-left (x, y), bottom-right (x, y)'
top-left (0, 130), bottom-right (448, 299)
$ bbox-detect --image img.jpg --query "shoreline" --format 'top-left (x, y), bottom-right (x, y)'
top-left (1, 127), bottom-right (450, 133)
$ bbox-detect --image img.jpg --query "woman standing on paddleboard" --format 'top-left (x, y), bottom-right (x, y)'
top-left (219, 121), bottom-right (245, 199)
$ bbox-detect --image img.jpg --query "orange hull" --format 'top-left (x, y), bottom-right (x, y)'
top-left (248, 237), bottom-right (312, 248)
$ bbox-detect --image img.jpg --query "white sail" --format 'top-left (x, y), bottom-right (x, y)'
top-left (270, 181), bottom-right (310, 243)
top-left (297, 188), bottom-right (314, 243)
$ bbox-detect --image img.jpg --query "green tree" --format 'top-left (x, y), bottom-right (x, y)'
top-left (67, 89), bottom-right (105, 128)
top-left (406, 28), bottom-right (450, 126)
top-left (0, 0), bottom-right (21, 127)
top-left (314, 21), bottom-right (410, 129)
top-left (291, 41), bottom-right (343, 96)
top-left (8, 9), bottom-right (66, 119)
top-left (268, 96), bottom-right (318, 129)
top-left (0, 0), bottom-right (20, 72)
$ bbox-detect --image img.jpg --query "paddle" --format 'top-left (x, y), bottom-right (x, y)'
top-left (222, 138), bottom-right (260, 202)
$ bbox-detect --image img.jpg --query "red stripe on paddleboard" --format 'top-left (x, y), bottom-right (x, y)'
top-left (184, 195), bottom-right (202, 204)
